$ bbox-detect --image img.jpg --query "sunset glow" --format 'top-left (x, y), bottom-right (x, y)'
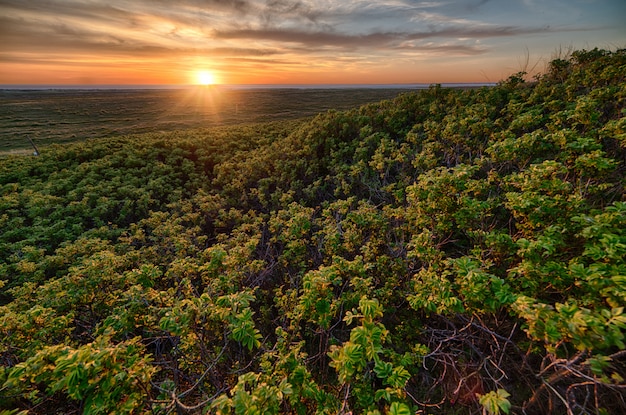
top-left (196, 71), bottom-right (218, 86)
top-left (0, 1), bottom-right (624, 86)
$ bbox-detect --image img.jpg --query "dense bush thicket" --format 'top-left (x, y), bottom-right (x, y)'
top-left (1, 48), bottom-right (625, 414)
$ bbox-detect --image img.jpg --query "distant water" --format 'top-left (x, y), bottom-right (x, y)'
top-left (0, 84), bottom-right (492, 152)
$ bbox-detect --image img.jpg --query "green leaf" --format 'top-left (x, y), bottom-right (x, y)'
top-left (478, 389), bottom-right (511, 415)
top-left (373, 360), bottom-right (393, 379)
top-left (387, 366), bottom-right (411, 388)
top-left (586, 355), bottom-right (611, 375)
top-left (359, 297), bottom-right (383, 320)
top-left (344, 343), bottom-right (363, 364)
top-left (375, 388), bottom-right (392, 402)
top-left (388, 402), bottom-right (411, 415)
top-left (315, 298), bottom-right (331, 315)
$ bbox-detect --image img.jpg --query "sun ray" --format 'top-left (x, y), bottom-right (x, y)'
top-left (196, 70), bottom-right (217, 86)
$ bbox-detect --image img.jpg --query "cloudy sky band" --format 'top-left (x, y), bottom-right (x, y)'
top-left (1, 0), bottom-right (624, 84)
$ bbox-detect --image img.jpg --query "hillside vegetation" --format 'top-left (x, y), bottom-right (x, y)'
top-left (1, 48), bottom-right (625, 414)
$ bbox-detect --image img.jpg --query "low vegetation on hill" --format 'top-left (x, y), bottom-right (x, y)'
top-left (1, 48), bottom-right (625, 414)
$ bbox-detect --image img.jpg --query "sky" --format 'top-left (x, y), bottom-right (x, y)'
top-left (0, 0), bottom-right (624, 85)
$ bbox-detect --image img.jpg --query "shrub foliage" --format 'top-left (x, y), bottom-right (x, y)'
top-left (1, 48), bottom-right (625, 414)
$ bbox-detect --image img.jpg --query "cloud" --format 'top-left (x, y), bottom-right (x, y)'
top-left (0, 0), bottom-right (600, 48)
top-left (0, 15), bottom-right (149, 56)
top-left (1, 0), bottom-right (624, 84)
top-left (260, 0), bottom-right (323, 25)
top-left (466, 0), bottom-right (492, 12)
top-left (0, 0), bottom-right (570, 64)
top-left (213, 24), bottom-right (557, 51)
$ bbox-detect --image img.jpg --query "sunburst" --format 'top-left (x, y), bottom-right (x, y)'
top-left (196, 70), bottom-right (217, 86)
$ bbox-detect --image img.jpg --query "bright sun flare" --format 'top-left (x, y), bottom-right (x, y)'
top-left (196, 70), bottom-right (217, 86)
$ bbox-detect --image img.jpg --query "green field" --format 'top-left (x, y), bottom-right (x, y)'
top-left (0, 87), bottom-right (420, 153)
top-left (1, 49), bottom-right (625, 415)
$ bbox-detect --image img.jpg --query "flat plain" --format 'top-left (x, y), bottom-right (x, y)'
top-left (0, 87), bottom-right (417, 153)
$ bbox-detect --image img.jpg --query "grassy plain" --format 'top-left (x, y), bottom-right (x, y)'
top-left (0, 87), bottom-right (416, 153)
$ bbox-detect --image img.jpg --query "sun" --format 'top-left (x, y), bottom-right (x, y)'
top-left (196, 70), bottom-right (217, 86)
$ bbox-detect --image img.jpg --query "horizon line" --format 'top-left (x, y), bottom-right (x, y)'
top-left (0, 82), bottom-right (496, 91)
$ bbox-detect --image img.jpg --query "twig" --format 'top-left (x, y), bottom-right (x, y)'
top-left (405, 388), bottom-right (446, 408)
top-left (542, 379), bottom-right (573, 415)
top-left (171, 387), bottom-right (226, 413)
top-left (178, 344), bottom-right (227, 398)
top-left (338, 383), bottom-right (351, 414)
top-left (566, 382), bottom-right (595, 415)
